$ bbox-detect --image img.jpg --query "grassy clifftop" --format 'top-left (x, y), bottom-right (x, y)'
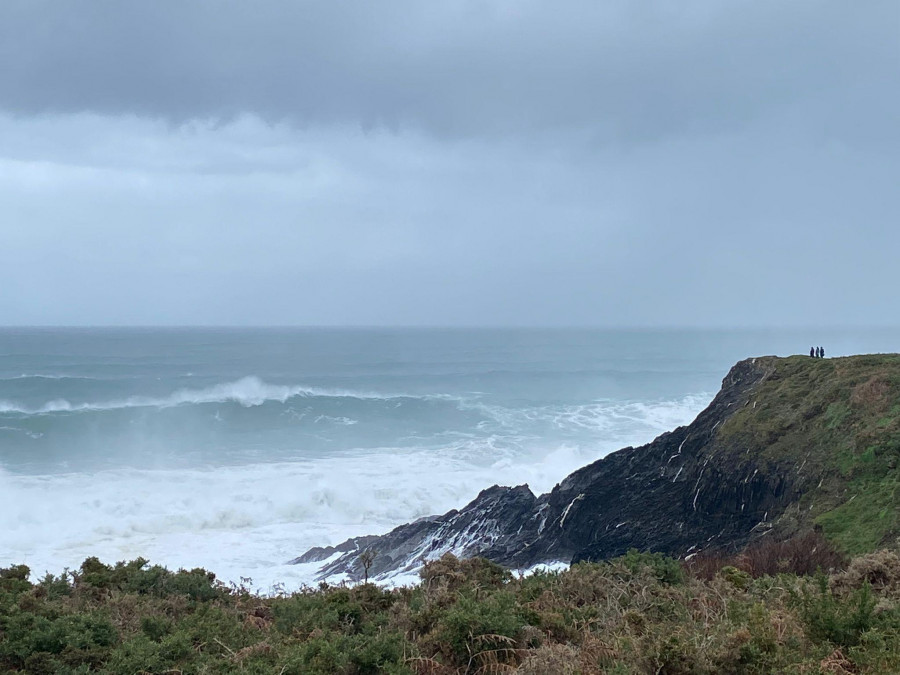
top-left (716, 354), bottom-right (900, 554)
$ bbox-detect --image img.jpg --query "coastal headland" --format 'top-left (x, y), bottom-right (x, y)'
top-left (299, 354), bottom-right (900, 581)
top-left (3, 354), bottom-right (900, 673)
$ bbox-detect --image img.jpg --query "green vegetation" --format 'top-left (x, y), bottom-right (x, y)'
top-left (716, 355), bottom-right (900, 553)
top-left (3, 546), bottom-right (900, 674)
top-left (816, 477), bottom-right (900, 554)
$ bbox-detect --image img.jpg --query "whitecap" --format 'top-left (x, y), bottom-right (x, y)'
top-left (0, 376), bottom-right (456, 415)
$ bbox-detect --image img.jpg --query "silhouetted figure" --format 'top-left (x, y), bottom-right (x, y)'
top-left (810, 347), bottom-right (815, 357)
top-left (820, 346), bottom-right (825, 358)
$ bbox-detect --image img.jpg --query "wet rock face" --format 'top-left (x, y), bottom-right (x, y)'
top-left (294, 357), bottom-right (805, 582)
top-left (515, 357), bottom-right (791, 567)
top-left (294, 485), bottom-right (541, 581)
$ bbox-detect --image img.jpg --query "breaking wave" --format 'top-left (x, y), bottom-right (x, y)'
top-left (0, 376), bottom-right (450, 415)
top-left (1, 374), bottom-right (98, 381)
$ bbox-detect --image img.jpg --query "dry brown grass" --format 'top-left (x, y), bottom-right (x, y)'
top-left (830, 549), bottom-right (900, 598)
top-left (687, 530), bottom-right (847, 579)
top-left (819, 648), bottom-right (858, 674)
top-left (850, 376), bottom-right (891, 410)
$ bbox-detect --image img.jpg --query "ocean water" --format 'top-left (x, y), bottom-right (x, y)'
top-left (1, 327), bottom-right (897, 590)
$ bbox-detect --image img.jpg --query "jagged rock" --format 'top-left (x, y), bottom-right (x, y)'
top-left (288, 535), bottom-right (381, 565)
top-left (303, 484), bottom-right (539, 580)
top-left (292, 355), bottom-right (900, 582)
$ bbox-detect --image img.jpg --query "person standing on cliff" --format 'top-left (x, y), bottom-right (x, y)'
top-left (810, 347), bottom-right (815, 357)
top-left (820, 346), bottom-right (825, 358)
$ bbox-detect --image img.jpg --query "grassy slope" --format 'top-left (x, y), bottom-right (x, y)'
top-left (716, 354), bottom-right (900, 554)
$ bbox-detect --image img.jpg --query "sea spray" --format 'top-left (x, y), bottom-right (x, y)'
top-left (1, 326), bottom-right (782, 592)
top-left (0, 393), bottom-right (707, 592)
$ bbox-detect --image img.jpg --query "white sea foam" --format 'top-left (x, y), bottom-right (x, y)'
top-left (0, 392), bottom-right (709, 592)
top-left (519, 561), bottom-right (569, 577)
top-left (0, 450), bottom-right (512, 592)
top-left (472, 393), bottom-right (711, 440)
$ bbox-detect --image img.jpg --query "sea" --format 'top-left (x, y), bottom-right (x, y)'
top-left (1, 327), bottom-right (897, 591)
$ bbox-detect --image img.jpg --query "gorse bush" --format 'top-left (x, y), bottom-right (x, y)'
top-left (831, 548), bottom-right (900, 598)
top-left (798, 572), bottom-right (877, 648)
top-left (619, 549), bottom-right (686, 585)
top-left (73, 556), bottom-right (225, 601)
top-left (1, 549), bottom-right (900, 673)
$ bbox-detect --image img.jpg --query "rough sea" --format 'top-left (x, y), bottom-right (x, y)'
top-left (1, 327), bottom-right (897, 591)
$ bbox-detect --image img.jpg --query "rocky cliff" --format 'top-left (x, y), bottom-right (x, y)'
top-left (294, 354), bottom-right (900, 582)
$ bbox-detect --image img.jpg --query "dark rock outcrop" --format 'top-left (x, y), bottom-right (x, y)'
top-left (291, 485), bottom-right (539, 579)
top-left (292, 356), bottom-right (821, 582)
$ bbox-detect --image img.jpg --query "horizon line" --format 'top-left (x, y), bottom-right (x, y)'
top-left (2, 324), bottom-right (900, 331)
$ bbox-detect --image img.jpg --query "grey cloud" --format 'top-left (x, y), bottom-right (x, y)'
top-left (2, 1), bottom-right (897, 145)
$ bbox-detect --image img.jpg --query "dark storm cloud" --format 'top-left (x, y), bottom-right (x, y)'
top-left (2, 1), bottom-right (897, 144)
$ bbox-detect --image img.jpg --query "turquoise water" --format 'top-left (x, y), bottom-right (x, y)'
top-left (1, 327), bottom-right (896, 588)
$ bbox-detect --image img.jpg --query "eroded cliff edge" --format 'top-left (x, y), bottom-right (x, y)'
top-left (294, 354), bottom-right (900, 581)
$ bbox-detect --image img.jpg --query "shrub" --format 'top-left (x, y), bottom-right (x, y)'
top-left (644, 627), bottom-right (701, 674)
top-left (419, 553), bottom-right (511, 592)
top-left (73, 556), bottom-right (225, 601)
top-left (281, 632), bottom-right (412, 674)
top-left (140, 614), bottom-right (172, 642)
top-left (273, 588), bottom-right (365, 635)
top-left (0, 564), bottom-right (30, 583)
top-left (718, 565), bottom-right (752, 590)
top-left (516, 643), bottom-right (580, 674)
top-left (0, 611), bottom-right (117, 669)
top-left (0, 564), bottom-right (32, 601)
top-left (427, 591), bottom-right (525, 666)
top-left (35, 572), bottom-right (72, 601)
top-left (687, 531), bottom-right (846, 579)
top-left (105, 635), bottom-right (166, 674)
top-left (741, 531), bottom-right (847, 577)
top-left (831, 549), bottom-right (900, 598)
top-left (618, 549), bottom-right (685, 585)
top-left (282, 633), bottom-right (350, 674)
top-left (799, 572), bottom-right (876, 648)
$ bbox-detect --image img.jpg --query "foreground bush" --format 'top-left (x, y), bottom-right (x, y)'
top-left (1, 546), bottom-right (900, 674)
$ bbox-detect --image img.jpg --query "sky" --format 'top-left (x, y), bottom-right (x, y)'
top-left (1, 1), bottom-right (898, 327)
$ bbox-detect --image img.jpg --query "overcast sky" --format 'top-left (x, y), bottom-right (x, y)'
top-left (1, 1), bottom-right (897, 326)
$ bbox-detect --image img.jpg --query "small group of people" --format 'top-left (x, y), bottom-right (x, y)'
top-left (810, 346), bottom-right (826, 358)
